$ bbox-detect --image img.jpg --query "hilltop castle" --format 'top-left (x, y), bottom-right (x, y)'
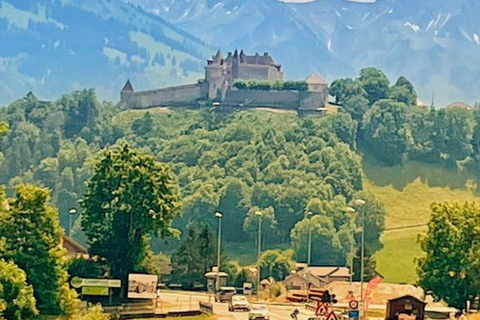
top-left (121, 49), bottom-right (330, 116)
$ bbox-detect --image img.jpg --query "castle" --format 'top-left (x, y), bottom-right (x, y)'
top-left (121, 49), bottom-right (330, 116)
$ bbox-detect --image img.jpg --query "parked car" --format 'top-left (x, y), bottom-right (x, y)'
top-left (216, 287), bottom-right (237, 303)
top-left (228, 294), bottom-right (250, 312)
top-left (249, 304), bottom-right (270, 320)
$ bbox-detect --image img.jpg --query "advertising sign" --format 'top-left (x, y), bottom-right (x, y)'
top-left (81, 286), bottom-right (109, 296)
top-left (70, 277), bottom-right (121, 288)
top-left (127, 274), bottom-right (158, 299)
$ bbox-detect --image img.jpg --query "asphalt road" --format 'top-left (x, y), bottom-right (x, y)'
top-left (159, 291), bottom-right (316, 320)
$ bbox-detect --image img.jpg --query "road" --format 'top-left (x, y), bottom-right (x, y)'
top-left (159, 291), bottom-right (316, 320)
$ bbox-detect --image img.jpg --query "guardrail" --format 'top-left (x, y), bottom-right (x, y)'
top-left (199, 301), bottom-right (214, 314)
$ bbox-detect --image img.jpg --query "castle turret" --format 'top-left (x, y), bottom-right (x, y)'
top-left (232, 49), bottom-right (239, 79)
top-left (121, 80), bottom-right (134, 102)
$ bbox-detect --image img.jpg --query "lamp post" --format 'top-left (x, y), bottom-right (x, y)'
top-left (346, 207), bottom-right (356, 284)
top-left (307, 211), bottom-right (313, 266)
top-left (68, 208), bottom-right (78, 238)
top-left (215, 211), bottom-right (223, 292)
top-left (255, 211), bottom-right (263, 300)
top-left (354, 199), bottom-right (366, 320)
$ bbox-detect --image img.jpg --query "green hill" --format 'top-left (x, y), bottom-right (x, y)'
top-left (364, 157), bottom-right (480, 283)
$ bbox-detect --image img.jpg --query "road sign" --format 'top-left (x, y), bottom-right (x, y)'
top-left (349, 300), bottom-right (359, 310)
top-left (81, 286), bottom-right (109, 296)
top-left (70, 277), bottom-right (121, 288)
top-left (349, 310), bottom-right (360, 319)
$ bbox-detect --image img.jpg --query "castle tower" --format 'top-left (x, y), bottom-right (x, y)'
top-left (232, 49), bottom-right (239, 80)
top-left (121, 80), bottom-right (134, 102)
top-left (205, 50), bottom-right (225, 100)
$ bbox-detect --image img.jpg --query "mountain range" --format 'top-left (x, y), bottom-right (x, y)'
top-left (124, 0), bottom-right (480, 106)
top-left (1, 0), bottom-right (480, 106)
top-left (0, 0), bottom-right (211, 105)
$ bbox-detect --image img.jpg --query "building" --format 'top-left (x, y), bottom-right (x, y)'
top-left (284, 266), bottom-right (351, 290)
top-left (121, 49), bottom-right (329, 115)
top-left (62, 236), bottom-right (88, 258)
top-left (386, 295), bottom-right (427, 320)
top-left (205, 49), bottom-right (284, 99)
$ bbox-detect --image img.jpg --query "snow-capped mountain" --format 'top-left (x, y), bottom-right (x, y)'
top-left (125, 0), bottom-right (480, 106)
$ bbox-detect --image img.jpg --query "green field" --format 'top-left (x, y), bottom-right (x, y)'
top-left (365, 157), bottom-right (480, 283)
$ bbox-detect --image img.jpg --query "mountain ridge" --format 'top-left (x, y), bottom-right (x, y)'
top-left (0, 0), bottom-right (213, 105)
top-left (126, 0), bottom-right (480, 106)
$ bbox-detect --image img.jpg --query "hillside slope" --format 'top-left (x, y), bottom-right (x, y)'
top-left (128, 0), bottom-right (480, 106)
top-left (365, 158), bottom-right (480, 283)
top-left (0, 0), bottom-right (212, 105)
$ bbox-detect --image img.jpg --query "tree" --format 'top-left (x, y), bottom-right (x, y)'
top-left (170, 224), bottom-right (220, 289)
top-left (352, 247), bottom-right (377, 282)
top-left (0, 185), bottom-right (78, 316)
top-left (362, 99), bottom-right (411, 165)
top-left (243, 206), bottom-right (277, 242)
top-left (350, 191), bottom-right (386, 252)
top-left (260, 249), bottom-right (295, 281)
top-left (389, 76), bottom-right (417, 106)
top-left (0, 259), bottom-right (38, 320)
top-left (358, 67), bottom-right (390, 105)
top-left (81, 144), bottom-right (181, 296)
top-left (290, 215), bottom-right (346, 266)
top-left (0, 121), bottom-right (8, 135)
top-left (131, 112), bottom-right (154, 137)
top-left (417, 202), bottom-right (480, 309)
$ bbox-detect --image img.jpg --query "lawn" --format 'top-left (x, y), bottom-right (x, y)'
top-left (365, 158), bottom-right (480, 283)
top-left (131, 315), bottom-right (215, 320)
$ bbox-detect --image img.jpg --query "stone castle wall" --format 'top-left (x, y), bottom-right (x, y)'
top-left (224, 89), bottom-right (300, 109)
top-left (122, 83), bottom-right (207, 109)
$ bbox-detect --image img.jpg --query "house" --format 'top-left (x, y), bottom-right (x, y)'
top-left (62, 236), bottom-right (88, 258)
top-left (284, 266), bottom-right (351, 290)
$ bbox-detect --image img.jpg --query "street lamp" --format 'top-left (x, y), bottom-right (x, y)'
top-left (215, 211), bottom-right (223, 292)
top-left (68, 208), bottom-right (78, 238)
top-left (345, 207), bottom-right (356, 284)
top-left (354, 199), bottom-right (366, 320)
top-left (307, 211), bottom-right (313, 266)
top-left (255, 211), bottom-right (263, 300)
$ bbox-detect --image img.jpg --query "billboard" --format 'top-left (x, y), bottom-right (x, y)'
top-left (71, 276), bottom-right (121, 289)
top-left (127, 274), bottom-right (158, 299)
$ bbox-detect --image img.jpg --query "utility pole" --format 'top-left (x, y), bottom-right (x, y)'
top-left (307, 211), bottom-right (313, 266)
top-left (68, 208), bottom-right (77, 238)
top-left (255, 211), bottom-right (263, 300)
top-left (215, 211), bottom-right (223, 292)
top-left (354, 199), bottom-right (366, 320)
top-left (346, 207), bottom-right (356, 284)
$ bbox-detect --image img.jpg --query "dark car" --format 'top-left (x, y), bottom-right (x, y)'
top-left (228, 294), bottom-right (250, 312)
top-left (216, 287), bottom-right (237, 303)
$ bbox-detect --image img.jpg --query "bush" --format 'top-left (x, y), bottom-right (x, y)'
top-left (70, 305), bottom-right (110, 320)
top-left (0, 259), bottom-right (38, 320)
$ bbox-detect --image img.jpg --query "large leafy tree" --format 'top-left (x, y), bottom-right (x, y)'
top-left (358, 67), bottom-right (390, 105)
top-left (0, 185), bottom-right (78, 316)
top-left (81, 144), bottom-right (181, 295)
top-left (260, 249), bottom-right (295, 281)
top-left (417, 202), bottom-right (480, 309)
top-left (362, 99), bottom-right (411, 165)
top-left (0, 259), bottom-right (38, 320)
top-left (290, 215), bottom-right (347, 266)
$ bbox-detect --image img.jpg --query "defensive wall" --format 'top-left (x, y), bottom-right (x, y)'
top-left (223, 89), bottom-right (300, 109)
top-left (121, 86), bottom-right (329, 112)
top-left (121, 82), bottom-right (207, 109)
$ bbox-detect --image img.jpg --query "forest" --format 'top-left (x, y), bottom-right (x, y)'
top-left (1, 67), bottom-right (480, 288)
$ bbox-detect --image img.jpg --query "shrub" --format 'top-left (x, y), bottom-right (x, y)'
top-left (0, 259), bottom-right (38, 320)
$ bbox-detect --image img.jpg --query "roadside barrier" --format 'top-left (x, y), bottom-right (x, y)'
top-left (199, 301), bottom-right (214, 314)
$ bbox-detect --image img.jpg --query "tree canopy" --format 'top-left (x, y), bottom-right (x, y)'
top-left (417, 201), bottom-right (480, 309)
top-left (81, 144), bottom-right (181, 293)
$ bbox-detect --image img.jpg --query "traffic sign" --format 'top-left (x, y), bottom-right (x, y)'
top-left (349, 300), bottom-right (359, 310)
top-left (349, 310), bottom-right (359, 319)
